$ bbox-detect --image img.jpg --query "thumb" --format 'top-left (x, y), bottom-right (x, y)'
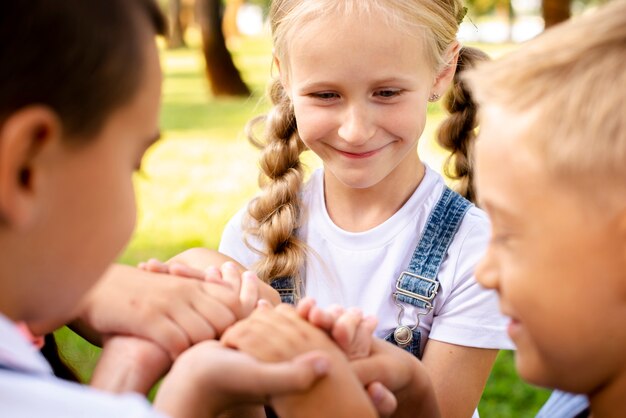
top-left (248, 351), bottom-right (330, 396)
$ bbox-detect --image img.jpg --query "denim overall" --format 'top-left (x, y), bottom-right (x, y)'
top-left (270, 187), bottom-right (471, 361)
top-left (382, 187), bottom-right (471, 358)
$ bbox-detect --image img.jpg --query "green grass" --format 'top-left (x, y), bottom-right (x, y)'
top-left (57, 34), bottom-right (551, 415)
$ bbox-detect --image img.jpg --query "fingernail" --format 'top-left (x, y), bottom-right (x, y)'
top-left (313, 357), bottom-right (330, 374)
top-left (223, 261), bottom-right (237, 271)
top-left (371, 385), bottom-right (384, 403)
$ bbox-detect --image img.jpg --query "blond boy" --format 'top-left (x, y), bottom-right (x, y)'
top-left (465, 1), bottom-right (626, 417)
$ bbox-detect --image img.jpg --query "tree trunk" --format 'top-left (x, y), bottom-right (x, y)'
top-left (167, 0), bottom-right (186, 49)
top-left (542, 0), bottom-right (571, 28)
top-left (223, 0), bottom-right (244, 40)
top-left (196, 0), bottom-right (250, 97)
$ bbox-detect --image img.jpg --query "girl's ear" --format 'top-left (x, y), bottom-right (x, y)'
top-left (0, 106), bottom-right (61, 227)
top-left (273, 55), bottom-right (291, 95)
top-left (430, 42), bottom-right (461, 99)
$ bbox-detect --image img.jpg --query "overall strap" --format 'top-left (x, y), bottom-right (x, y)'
top-left (386, 187), bottom-right (472, 355)
top-left (270, 277), bottom-right (296, 305)
top-left (395, 187), bottom-right (472, 308)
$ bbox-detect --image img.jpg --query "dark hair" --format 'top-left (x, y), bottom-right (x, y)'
top-left (0, 0), bottom-right (166, 141)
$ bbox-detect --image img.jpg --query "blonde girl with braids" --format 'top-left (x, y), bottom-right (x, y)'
top-left (219, 0), bottom-right (513, 416)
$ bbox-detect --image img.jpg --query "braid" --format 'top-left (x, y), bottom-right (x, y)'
top-left (437, 46), bottom-right (489, 204)
top-left (245, 78), bottom-right (308, 288)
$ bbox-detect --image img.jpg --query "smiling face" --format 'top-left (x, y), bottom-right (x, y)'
top-left (281, 12), bottom-right (439, 191)
top-left (474, 105), bottom-right (626, 394)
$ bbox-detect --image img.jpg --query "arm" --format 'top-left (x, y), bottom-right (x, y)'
top-left (90, 336), bottom-right (171, 394)
top-left (221, 303), bottom-right (377, 418)
top-left (71, 263), bottom-right (244, 359)
top-left (167, 248), bottom-right (280, 305)
top-left (421, 341), bottom-right (498, 418)
top-left (351, 338), bottom-right (441, 418)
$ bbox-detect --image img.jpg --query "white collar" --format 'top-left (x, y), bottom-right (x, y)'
top-left (0, 313), bottom-right (52, 375)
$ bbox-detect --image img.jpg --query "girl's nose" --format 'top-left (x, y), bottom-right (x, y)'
top-left (337, 103), bottom-right (376, 146)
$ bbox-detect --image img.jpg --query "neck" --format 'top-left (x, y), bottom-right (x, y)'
top-left (588, 368), bottom-right (626, 418)
top-left (323, 157), bottom-right (425, 232)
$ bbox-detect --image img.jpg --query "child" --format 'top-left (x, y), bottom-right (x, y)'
top-left (466, 1), bottom-right (626, 416)
top-left (0, 1), bottom-right (335, 416)
top-left (218, 0), bottom-right (513, 415)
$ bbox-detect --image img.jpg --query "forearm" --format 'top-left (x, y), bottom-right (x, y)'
top-left (422, 342), bottom-right (498, 418)
top-left (90, 336), bottom-right (170, 395)
top-left (392, 359), bottom-right (441, 418)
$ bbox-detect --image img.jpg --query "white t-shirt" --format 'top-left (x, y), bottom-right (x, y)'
top-left (220, 166), bottom-right (513, 352)
top-left (0, 314), bottom-right (165, 418)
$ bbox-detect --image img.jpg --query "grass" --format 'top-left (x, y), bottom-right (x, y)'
top-left (57, 33), bottom-right (551, 415)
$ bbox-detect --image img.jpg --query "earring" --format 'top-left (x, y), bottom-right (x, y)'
top-left (429, 93), bottom-right (441, 102)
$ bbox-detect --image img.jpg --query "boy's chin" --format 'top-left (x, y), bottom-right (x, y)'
top-left (515, 349), bottom-right (555, 388)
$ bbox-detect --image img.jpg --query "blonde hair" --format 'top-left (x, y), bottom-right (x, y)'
top-left (466, 0), bottom-right (626, 197)
top-left (246, 0), bottom-right (487, 285)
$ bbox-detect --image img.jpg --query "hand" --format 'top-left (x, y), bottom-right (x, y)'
top-left (296, 299), bottom-right (396, 416)
top-left (160, 247), bottom-right (281, 305)
top-left (75, 263), bottom-right (248, 359)
top-left (296, 298), bottom-right (377, 360)
top-left (221, 302), bottom-right (343, 362)
top-left (153, 340), bottom-right (331, 418)
top-left (351, 338), bottom-right (441, 418)
top-left (139, 259), bottom-right (261, 318)
top-left (90, 335), bottom-right (171, 394)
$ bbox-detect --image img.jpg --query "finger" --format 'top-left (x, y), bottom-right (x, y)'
top-left (221, 262), bottom-right (242, 295)
top-left (351, 315), bottom-right (378, 355)
top-left (327, 304), bottom-right (345, 321)
top-left (167, 263), bottom-right (206, 280)
top-left (145, 258), bottom-right (170, 274)
top-left (367, 382), bottom-right (398, 417)
top-left (142, 318), bottom-right (192, 360)
top-left (332, 308), bottom-right (363, 352)
top-left (239, 271), bottom-right (260, 318)
top-left (204, 265), bottom-right (223, 281)
top-left (295, 297), bottom-right (316, 319)
top-left (247, 351), bottom-right (331, 395)
top-left (308, 306), bottom-right (336, 332)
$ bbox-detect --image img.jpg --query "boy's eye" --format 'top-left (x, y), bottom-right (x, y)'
top-left (374, 89), bottom-right (402, 98)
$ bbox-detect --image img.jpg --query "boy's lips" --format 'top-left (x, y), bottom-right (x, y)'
top-left (507, 317), bottom-right (522, 339)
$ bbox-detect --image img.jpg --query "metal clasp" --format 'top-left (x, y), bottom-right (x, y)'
top-left (392, 272), bottom-right (439, 345)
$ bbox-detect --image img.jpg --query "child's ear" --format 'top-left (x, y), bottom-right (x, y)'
top-left (273, 55), bottom-right (291, 96)
top-left (0, 106), bottom-right (61, 227)
top-left (430, 42), bottom-right (461, 99)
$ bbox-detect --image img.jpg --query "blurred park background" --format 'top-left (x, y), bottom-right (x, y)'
top-left (58, 0), bottom-right (614, 415)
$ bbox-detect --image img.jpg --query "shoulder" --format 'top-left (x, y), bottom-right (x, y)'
top-left (0, 371), bottom-right (162, 418)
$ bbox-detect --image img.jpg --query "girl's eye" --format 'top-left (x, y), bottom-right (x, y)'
top-left (375, 89), bottom-right (402, 98)
top-left (311, 92), bottom-right (339, 100)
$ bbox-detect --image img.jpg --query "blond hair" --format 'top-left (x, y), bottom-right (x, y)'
top-left (246, 0), bottom-right (488, 285)
top-left (466, 0), bottom-right (626, 196)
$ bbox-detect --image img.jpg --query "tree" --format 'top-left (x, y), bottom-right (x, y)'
top-left (542, 0), bottom-right (571, 27)
top-left (196, 0), bottom-right (250, 96)
top-left (167, 0), bottom-right (187, 49)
